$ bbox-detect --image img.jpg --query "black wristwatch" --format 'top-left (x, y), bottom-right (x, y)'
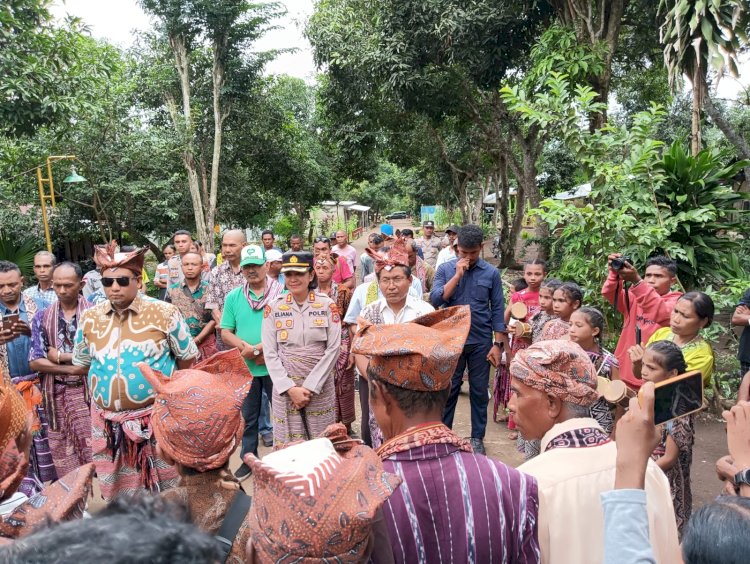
top-left (493, 341), bottom-right (504, 349)
top-left (735, 468), bottom-right (750, 486)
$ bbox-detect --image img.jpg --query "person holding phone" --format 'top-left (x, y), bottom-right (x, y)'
top-left (0, 260), bottom-right (56, 496)
top-left (731, 287), bottom-right (750, 397)
top-left (638, 340), bottom-right (694, 536)
top-left (508, 339), bottom-right (680, 564)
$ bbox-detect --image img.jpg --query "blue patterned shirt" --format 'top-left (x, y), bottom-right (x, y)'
top-left (22, 284), bottom-right (57, 308)
top-left (73, 293), bottom-right (198, 411)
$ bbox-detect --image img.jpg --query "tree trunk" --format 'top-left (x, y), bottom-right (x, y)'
top-left (207, 44), bottom-right (225, 253)
top-left (168, 33), bottom-right (209, 246)
top-left (497, 158), bottom-right (513, 267)
top-left (691, 66), bottom-right (703, 156)
top-left (702, 84), bottom-right (750, 161)
top-left (458, 177), bottom-right (470, 224)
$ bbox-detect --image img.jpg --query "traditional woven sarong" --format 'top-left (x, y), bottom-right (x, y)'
top-left (42, 375), bottom-right (92, 477)
top-left (90, 404), bottom-right (178, 502)
top-left (272, 344), bottom-right (336, 448)
top-left (12, 374), bottom-right (57, 496)
top-left (326, 284), bottom-right (354, 427)
top-left (334, 330), bottom-right (355, 425)
top-left (493, 305), bottom-right (540, 423)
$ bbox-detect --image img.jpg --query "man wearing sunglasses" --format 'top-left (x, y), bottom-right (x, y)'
top-left (74, 243), bottom-right (198, 501)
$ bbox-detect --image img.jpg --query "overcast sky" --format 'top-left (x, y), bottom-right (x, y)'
top-left (51, 0), bottom-right (317, 81)
top-left (51, 0), bottom-right (747, 100)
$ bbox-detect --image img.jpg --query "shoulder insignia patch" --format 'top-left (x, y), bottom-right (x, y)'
top-left (308, 292), bottom-right (316, 302)
top-left (286, 294), bottom-right (293, 303)
top-left (329, 303), bottom-right (341, 323)
top-left (264, 305), bottom-right (271, 319)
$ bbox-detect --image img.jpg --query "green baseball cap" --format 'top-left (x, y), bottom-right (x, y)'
top-left (240, 244), bottom-right (266, 267)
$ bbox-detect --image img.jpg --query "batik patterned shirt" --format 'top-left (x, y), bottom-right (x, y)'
top-left (205, 262), bottom-right (244, 311)
top-left (29, 297), bottom-right (91, 361)
top-left (166, 279), bottom-right (211, 338)
top-left (73, 293), bottom-right (198, 411)
top-left (22, 285), bottom-right (57, 308)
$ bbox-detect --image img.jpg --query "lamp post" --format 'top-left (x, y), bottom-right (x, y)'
top-left (36, 156), bottom-right (87, 252)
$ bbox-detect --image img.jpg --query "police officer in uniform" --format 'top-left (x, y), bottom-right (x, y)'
top-left (415, 220), bottom-right (443, 268)
top-left (261, 251), bottom-right (342, 447)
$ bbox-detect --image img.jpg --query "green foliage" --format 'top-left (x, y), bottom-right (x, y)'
top-left (655, 141), bottom-right (749, 286)
top-left (0, 237), bottom-right (37, 279)
top-left (659, 0), bottom-right (748, 89)
top-left (533, 106), bottom-right (749, 302)
top-left (0, 1), bottom-right (116, 137)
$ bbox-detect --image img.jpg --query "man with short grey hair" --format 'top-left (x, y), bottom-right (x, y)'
top-left (23, 251), bottom-right (57, 306)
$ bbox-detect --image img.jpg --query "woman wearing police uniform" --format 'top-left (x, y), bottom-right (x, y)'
top-left (261, 251), bottom-right (342, 447)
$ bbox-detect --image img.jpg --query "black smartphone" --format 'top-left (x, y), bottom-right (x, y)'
top-left (635, 324), bottom-right (642, 346)
top-left (641, 370), bottom-right (704, 425)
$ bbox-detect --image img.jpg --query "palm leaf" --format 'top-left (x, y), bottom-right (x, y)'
top-left (0, 238), bottom-right (39, 279)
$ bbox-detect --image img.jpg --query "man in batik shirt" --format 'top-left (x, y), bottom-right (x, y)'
top-left (352, 305), bottom-right (540, 563)
top-left (73, 243), bottom-right (198, 501)
top-left (0, 260), bottom-right (56, 495)
top-left (206, 229), bottom-right (246, 348)
top-left (29, 262), bottom-right (92, 477)
top-left (166, 252), bottom-right (216, 359)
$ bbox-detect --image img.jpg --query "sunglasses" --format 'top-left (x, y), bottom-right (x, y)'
top-left (314, 236), bottom-right (330, 244)
top-left (101, 276), bottom-right (137, 287)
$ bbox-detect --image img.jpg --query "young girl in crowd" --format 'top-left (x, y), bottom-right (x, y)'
top-left (494, 261), bottom-right (546, 428)
top-left (640, 340), bottom-right (694, 537)
top-left (568, 307), bottom-right (618, 434)
top-left (540, 282), bottom-right (583, 341)
top-left (530, 278), bottom-right (561, 343)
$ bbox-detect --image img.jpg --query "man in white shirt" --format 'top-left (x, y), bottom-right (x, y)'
top-left (508, 340), bottom-right (680, 564)
top-left (435, 225), bottom-right (459, 269)
top-left (334, 230), bottom-right (358, 273)
top-left (352, 239), bottom-right (434, 447)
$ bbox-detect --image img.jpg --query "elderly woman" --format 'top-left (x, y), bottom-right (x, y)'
top-left (261, 252), bottom-right (342, 447)
top-left (312, 236), bottom-right (354, 289)
top-left (313, 255), bottom-right (355, 433)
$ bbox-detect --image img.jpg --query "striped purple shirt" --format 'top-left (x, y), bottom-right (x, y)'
top-left (377, 443), bottom-right (540, 563)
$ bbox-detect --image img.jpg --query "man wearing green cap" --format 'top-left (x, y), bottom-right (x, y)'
top-left (220, 244), bottom-right (283, 480)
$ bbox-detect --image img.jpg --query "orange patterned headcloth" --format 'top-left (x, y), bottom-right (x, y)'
top-left (352, 305), bottom-right (471, 391)
top-left (510, 340), bottom-right (598, 406)
top-left (139, 349), bottom-right (252, 472)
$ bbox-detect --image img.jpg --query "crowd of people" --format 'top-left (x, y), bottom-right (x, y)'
top-left (0, 220), bottom-right (749, 563)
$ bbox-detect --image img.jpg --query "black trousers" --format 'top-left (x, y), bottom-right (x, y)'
top-left (241, 376), bottom-right (273, 457)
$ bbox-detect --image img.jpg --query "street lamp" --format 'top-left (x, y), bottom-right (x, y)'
top-left (36, 155), bottom-right (86, 252)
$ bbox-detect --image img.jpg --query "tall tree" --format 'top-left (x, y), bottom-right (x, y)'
top-left (0, 0), bottom-right (114, 137)
top-left (138, 0), bottom-right (282, 250)
top-left (659, 0), bottom-right (748, 155)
